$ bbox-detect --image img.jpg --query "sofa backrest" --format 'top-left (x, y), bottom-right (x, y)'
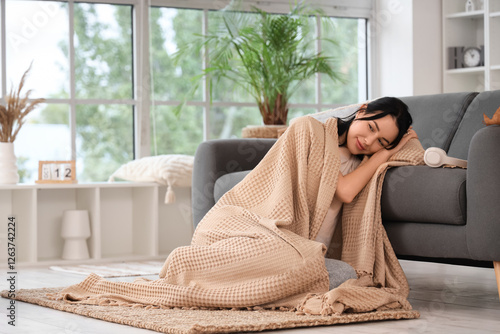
top-left (298, 91), bottom-right (492, 160)
top-left (448, 90), bottom-right (500, 160)
top-left (399, 92), bottom-right (477, 152)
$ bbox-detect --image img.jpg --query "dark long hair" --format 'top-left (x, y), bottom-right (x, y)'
top-left (338, 97), bottom-right (412, 150)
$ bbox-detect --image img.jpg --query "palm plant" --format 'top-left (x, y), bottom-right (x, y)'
top-left (174, 1), bottom-right (343, 125)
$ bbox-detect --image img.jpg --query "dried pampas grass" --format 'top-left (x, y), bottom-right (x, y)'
top-left (0, 63), bottom-right (45, 142)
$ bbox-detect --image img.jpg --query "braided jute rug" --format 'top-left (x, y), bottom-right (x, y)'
top-left (1, 288), bottom-right (419, 334)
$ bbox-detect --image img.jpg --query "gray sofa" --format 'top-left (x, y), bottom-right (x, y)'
top-left (192, 90), bottom-right (500, 289)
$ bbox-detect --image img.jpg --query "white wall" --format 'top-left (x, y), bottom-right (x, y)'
top-left (374, 0), bottom-right (414, 97)
top-left (373, 0), bottom-right (442, 97)
top-left (412, 0), bottom-right (442, 95)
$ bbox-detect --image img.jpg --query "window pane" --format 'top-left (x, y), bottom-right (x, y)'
top-left (207, 10), bottom-right (256, 104)
top-left (206, 10), bottom-right (318, 105)
top-left (211, 76), bottom-right (255, 103)
top-left (150, 105), bottom-right (203, 156)
top-left (6, 1), bottom-right (69, 99)
top-left (15, 104), bottom-right (71, 183)
top-left (74, 3), bottom-right (133, 99)
top-left (288, 16), bottom-right (317, 105)
top-left (321, 17), bottom-right (366, 104)
top-left (76, 105), bottom-right (133, 182)
top-left (209, 106), bottom-right (262, 139)
top-left (150, 8), bottom-right (203, 101)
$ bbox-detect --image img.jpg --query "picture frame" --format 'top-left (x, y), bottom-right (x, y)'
top-left (35, 160), bottom-right (78, 184)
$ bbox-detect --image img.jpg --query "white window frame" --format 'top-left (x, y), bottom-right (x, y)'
top-left (148, 1), bottom-right (372, 154)
top-left (1, 0), bottom-right (374, 164)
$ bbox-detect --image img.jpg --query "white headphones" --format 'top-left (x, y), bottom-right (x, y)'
top-left (424, 147), bottom-right (468, 168)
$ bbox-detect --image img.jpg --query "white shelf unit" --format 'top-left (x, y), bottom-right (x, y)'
top-left (443, 0), bottom-right (500, 92)
top-left (490, 3), bottom-right (500, 90)
top-left (0, 182), bottom-right (194, 266)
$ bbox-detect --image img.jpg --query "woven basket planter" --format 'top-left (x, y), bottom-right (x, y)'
top-left (241, 125), bottom-right (288, 138)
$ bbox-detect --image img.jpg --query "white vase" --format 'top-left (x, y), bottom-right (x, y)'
top-left (0, 142), bottom-right (19, 184)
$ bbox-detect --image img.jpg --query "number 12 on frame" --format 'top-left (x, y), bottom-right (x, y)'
top-left (36, 160), bottom-right (77, 184)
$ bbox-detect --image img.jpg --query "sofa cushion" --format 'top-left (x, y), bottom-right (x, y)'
top-left (381, 166), bottom-right (466, 225)
top-left (448, 90), bottom-right (500, 160)
top-left (214, 171), bottom-right (251, 202)
top-left (399, 92), bottom-right (477, 151)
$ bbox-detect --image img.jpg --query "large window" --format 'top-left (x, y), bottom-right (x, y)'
top-left (1, 0), bottom-right (370, 183)
top-left (4, 0), bottom-right (134, 182)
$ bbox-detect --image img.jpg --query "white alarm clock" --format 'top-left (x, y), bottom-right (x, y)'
top-left (462, 47), bottom-right (481, 67)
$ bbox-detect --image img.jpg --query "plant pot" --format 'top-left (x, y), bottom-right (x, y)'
top-left (241, 125), bottom-right (288, 139)
top-left (0, 142), bottom-right (19, 184)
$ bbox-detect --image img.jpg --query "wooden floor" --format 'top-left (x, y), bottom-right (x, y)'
top-left (1, 259), bottom-right (499, 333)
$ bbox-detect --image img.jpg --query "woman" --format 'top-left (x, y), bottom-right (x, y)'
top-left (56, 97), bottom-right (422, 317)
top-left (315, 97), bottom-right (418, 289)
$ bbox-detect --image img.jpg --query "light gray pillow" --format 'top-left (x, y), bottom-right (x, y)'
top-left (324, 258), bottom-right (357, 290)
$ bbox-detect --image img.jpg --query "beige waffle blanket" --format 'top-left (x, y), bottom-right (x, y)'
top-left (52, 116), bottom-right (424, 316)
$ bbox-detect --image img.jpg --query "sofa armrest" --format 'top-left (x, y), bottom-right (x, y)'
top-left (466, 125), bottom-right (500, 261)
top-left (192, 138), bottom-right (276, 228)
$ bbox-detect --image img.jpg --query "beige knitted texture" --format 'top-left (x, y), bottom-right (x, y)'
top-left (54, 116), bottom-right (424, 317)
top-left (55, 116), bottom-right (340, 310)
top-left (300, 138), bottom-right (425, 315)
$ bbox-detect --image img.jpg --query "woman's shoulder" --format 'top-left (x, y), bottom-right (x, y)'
top-left (286, 116), bottom-right (339, 141)
top-left (286, 116), bottom-right (329, 134)
top-left (290, 115), bottom-right (322, 127)
top-left (290, 115), bottom-right (339, 126)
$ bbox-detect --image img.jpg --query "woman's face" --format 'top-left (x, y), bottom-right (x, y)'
top-left (345, 111), bottom-right (399, 155)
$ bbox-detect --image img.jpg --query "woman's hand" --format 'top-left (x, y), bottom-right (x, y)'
top-left (387, 126), bottom-right (418, 156)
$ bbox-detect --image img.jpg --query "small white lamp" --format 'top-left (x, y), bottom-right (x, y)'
top-left (61, 210), bottom-right (91, 260)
